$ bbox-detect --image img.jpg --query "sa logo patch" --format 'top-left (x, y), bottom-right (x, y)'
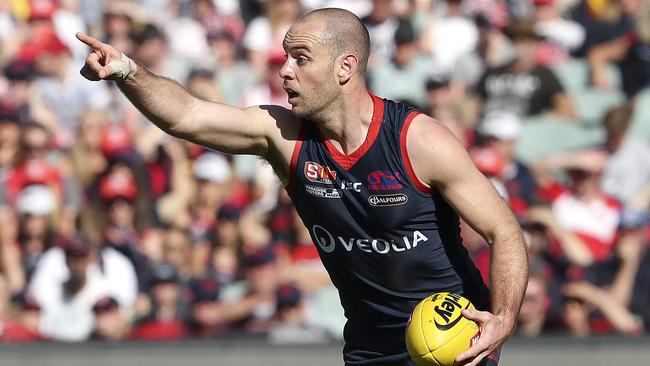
top-left (304, 161), bottom-right (337, 184)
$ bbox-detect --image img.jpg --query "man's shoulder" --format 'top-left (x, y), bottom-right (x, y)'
top-left (530, 65), bottom-right (557, 78)
top-left (254, 105), bottom-right (302, 138)
top-left (484, 63), bottom-right (512, 75)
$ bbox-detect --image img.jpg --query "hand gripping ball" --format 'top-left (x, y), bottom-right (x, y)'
top-left (406, 292), bottom-right (481, 366)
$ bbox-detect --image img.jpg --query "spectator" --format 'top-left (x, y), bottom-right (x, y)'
top-left (131, 263), bottom-right (187, 341)
top-left (0, 117), bottom-right (20, 172)
top-left (362, 0), bottom-right (399, 66)
top-left (560, 229), bottom-right (645, 336)
top-left (208, 30), bottom-right (258, 107)
top-left (421, 0), bottom-right (479, 75)
top-left (238, 246), bottom-right (282, 334)
top-left (478, 112), bottom-right (538, 217)
top-left (191, 0), bottom-right (245, 44)
top-left (4, 123), bottom-right (64, 205)
top-left (97, 166), bottom-right (152, 293)
top-left (91, 296), bottom-right (130, 341)
top-left (186, 68), bottom-right (222, 103)
top-left (423, 76), bottom-right (476, 147)
top-left (29, 235), bottom-right (137, 341)
top-left (69, 110), bottom-right (109, 188)
top-left (102, 1), bottom-right (149, 56)
top-left (187, 275), bottom-right (223, 337)
top-left (586, 0), bottom-right (650, 96)
top-left (476, 19), bottom-right (576, 119)
top-left (210, 245), bottom-right (240, 287)
top-left (161, 227), bottom-right (192, 281)
top-left (28, 29), bottom-right (111, 141)
top-left (369, 19), bottom-right (435, 108)
top-left (601, 104), bottom-right (650, 209)
top-left (451, 13), bottom-right (513, 92)
top-left (0, 291), bottom-right (43, 342)
top-left (532, 0), bottom-right (586, 59)
top-left (470, 145), bottom-right (509, 200)
top-left (517, 274), bottom-right (550, 337)
top-left (531, 149), bottom-right (620, 267)
top-left (1, 60), bottom-right (34, 124)
top-left (190, 204), bottom-right (243, 280)
top-left (131, 23), bottom-right (169, 75)
top-left (572, 0), bottom-right (637, 57)
top-left (188, 152), bottom-right (231, 248)
top-left (243, 0), bottom-right (302, 75)
top-left (241, 51), bottom-right (291, 108)
top-left (2, 185), bottom-right (58, 294)
top-left (268, 284), bottom-right (329, 344)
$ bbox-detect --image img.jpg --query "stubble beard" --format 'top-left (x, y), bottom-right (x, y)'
top-left (292, 83), bottom-right (341, 123)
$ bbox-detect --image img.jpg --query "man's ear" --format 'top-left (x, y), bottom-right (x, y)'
top-left (338, 54), bottom-right (358, 84)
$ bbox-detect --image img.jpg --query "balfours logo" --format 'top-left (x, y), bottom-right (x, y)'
top-left (368, 194), bottom-right (408, 206)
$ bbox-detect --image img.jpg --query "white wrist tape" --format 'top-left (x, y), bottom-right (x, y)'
top-left (107, 53), bottom-right (138, 81)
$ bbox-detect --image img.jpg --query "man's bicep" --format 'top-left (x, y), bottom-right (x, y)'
top-left (436, 160), bottom-right (515, 244)
top-left (407, 116), bottom-right (515, 242)
top-left (176, 99), bottom-right (290, 156)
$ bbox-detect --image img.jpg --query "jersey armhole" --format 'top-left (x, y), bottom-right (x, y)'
top-left (285, 123), bottom-right (305, 193)
top-left (399, 111), bottom-right (433, 195)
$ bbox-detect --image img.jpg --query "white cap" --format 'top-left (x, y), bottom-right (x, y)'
top-left (16, 185), bottom-right (56, 216)
top-left (193, 152), bottom-right (231, 183)
top-left (480, 112), bottom-right (522, 140)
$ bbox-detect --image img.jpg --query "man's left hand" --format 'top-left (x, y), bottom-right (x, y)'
top-left (455, 309), bottom-right (514, 366)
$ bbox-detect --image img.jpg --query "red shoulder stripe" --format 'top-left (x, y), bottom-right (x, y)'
top-left (399, 111), bottom-right (431, 195)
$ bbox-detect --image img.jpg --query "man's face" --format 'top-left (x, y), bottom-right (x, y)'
top-left (513, 38), bottom-right (537, 63)
top-left (280, 20), bottom-right (340, 120)
top-left (21, 213), bottom-right (49, 238)
top-left (152, 282), bottom-right (179, 306)
top-left (22, 127), bottom-right (49, 159)
top-left (519, 277), bottom-right (546, 320)
top-left (95, 309), bottom-right (123, 340)
top-left (247, 263), bottom-right (279, 295)
top-left (65, 254), bottom-right (90, 281)
top-left (486, 138), bottom-right (517, 161)
top-left (567, 168), bottom-right (599, 195)
top-left (108, 198), bottom-right (135, 226)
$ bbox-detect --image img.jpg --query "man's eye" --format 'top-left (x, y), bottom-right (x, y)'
top-left (297, 56), bottom-right (308, 65)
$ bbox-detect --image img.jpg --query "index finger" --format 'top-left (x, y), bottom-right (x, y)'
top-left (456, 339), bottom-right (487, 363)
top-left (76, 32), bottom-right (105, 50)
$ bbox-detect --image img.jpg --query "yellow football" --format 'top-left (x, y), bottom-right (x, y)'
top-left (405, 292), bottom-right (481, 366)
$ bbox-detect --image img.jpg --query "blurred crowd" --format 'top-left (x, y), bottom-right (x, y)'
top-left (0, 0), bottom-right (649, 343)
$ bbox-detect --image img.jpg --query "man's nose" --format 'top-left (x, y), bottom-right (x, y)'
top-left (279, 59), bottom-right (294, 80)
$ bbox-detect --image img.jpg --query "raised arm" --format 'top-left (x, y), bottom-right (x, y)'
top-left (406, 114), bottom-right (528, 366)
top-left (76, 33), bottom-right (298, 175)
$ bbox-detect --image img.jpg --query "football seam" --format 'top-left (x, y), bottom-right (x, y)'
top-left (418, 300), bottom-right (432, 356)
top-left (430, 320), bottom-right (479, 365)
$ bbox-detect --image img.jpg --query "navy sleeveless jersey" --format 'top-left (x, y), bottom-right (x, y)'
top-left (287, 94), bottom-right (490, 365)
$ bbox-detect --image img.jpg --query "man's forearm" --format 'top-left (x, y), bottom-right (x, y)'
top-left (116, 65), bottom-right (195, 137)
top-left (489, 225), bottom-right (528, 329)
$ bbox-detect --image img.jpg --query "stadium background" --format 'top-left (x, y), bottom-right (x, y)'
top-left (1, 0), bottom-right (650, 363)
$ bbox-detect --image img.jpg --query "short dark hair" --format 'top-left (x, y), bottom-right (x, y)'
top-left (299, 8), bottom-right (371, 74)
top-left (603, 104), bottom-right (633, 138)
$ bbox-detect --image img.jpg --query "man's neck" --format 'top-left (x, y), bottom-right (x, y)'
top-left (314, 86), bottom-right (374, 155)
top-left (512, 59), bottom-right (536, 73)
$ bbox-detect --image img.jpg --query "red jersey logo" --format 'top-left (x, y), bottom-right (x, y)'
top-left (304, 161), bottom-right (337, 184)
top-left (367, 170), bottom-right (403, 191)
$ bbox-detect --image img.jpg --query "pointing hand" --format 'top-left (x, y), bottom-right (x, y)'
top-left (76, 32), bottom-right (138, 81)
